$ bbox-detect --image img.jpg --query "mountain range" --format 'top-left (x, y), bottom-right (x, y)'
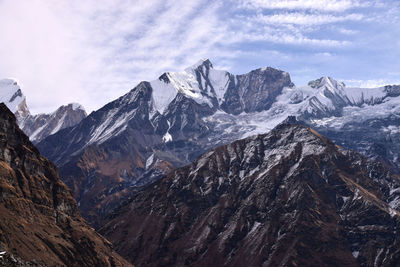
top-left (1, 59), bottom-right (400, 266)
top-left (35, 59), bottom-right (400, 228)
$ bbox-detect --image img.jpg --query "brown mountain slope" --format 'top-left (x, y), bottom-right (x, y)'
top-left (0, 103), bottom-right (132, 267)
top-left (100, 117), bottom-right (400, 267)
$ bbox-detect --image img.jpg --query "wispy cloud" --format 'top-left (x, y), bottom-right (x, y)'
top-left (241, 0), bottom-right (369, 12)
top-left (256, 12), bottom-right (364, 25)
top-left (0, 0), bottom-right (230, 113)
top-left (234, 31), bottom-right (350, 46)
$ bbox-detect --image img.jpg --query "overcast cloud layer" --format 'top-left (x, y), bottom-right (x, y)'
top-left (0, 0), bottom-right (399, 113)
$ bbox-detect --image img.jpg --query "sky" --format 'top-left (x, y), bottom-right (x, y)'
top-left (0, 0), bottom-right (399, 114)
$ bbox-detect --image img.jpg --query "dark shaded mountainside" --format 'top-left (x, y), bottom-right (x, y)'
top-left (100, 118), bottom-right (400, 267)
top-left (0, 104), bottom-right (131, 267)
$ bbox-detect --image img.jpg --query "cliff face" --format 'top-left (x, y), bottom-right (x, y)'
top-left (100, 119), bottom-right (400, 267)
top-left (0, 103), bottom-right (131, 267)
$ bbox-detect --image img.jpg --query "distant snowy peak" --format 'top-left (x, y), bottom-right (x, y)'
top-left (184, 58), bottom-right (213, 73)
top-left (294, 76), bottom-right (400, 119)
top-left (150, 59), bottom-right (229, 115)
top-left (0, 79), bottom-right (30, 119)
top-left (308, 76), bottom-right (345, 89)
top-left (306, 76), bottom-right (396, 106)
top-left (149, 59), bottom-right (292, 116)
top-left (0, 79), bottom-right (23, 112)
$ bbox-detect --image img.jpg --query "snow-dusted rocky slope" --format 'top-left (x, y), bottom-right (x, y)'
top-left (37, 59), bottom-right (400, 226)
top-left (0, 79), bottom-right (87, 142)
top-left (100, 118), bottom-right (400, 267)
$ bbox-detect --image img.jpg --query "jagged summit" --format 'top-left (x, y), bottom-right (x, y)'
top-left (184, 58), bottom-right (213, 72)
top-left (149, 59), bottom-right (293, 115)
top-left (308, 76), bottom-right (345, 89)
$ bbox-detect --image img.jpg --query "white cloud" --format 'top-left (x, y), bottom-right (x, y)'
top-left (343, 79), bottom-right (400, 88)
top-left (241, 0), bottom-right (369, 12)
top-left (336, 27), bottom-right (358, 35)
top-left (237, 31), bottom-right (349, 46)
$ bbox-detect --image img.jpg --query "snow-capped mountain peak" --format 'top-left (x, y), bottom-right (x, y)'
top-left (184, 58), bottom-right (213, 73)
top-left (150, 59), bottom-right (229, 114)
top-left (308, 76), bottom-right (344, 90)
top-left (149, 59), bottom-right (293, 117)
top-left (0, 79), bottom-right (29, 118)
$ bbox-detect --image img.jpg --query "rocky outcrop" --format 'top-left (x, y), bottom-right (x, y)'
top-left (0, 103), bottom-right (131, 267)
top-left (100, 119), bottom-right (400, 267)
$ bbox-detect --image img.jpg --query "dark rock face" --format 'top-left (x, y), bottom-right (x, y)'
top-left (100, 122), bottom-right (400, 267)
top-left (221, 67), bottom-right (293, 114)
top-left (0, 103), bottom-right (131, 267)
